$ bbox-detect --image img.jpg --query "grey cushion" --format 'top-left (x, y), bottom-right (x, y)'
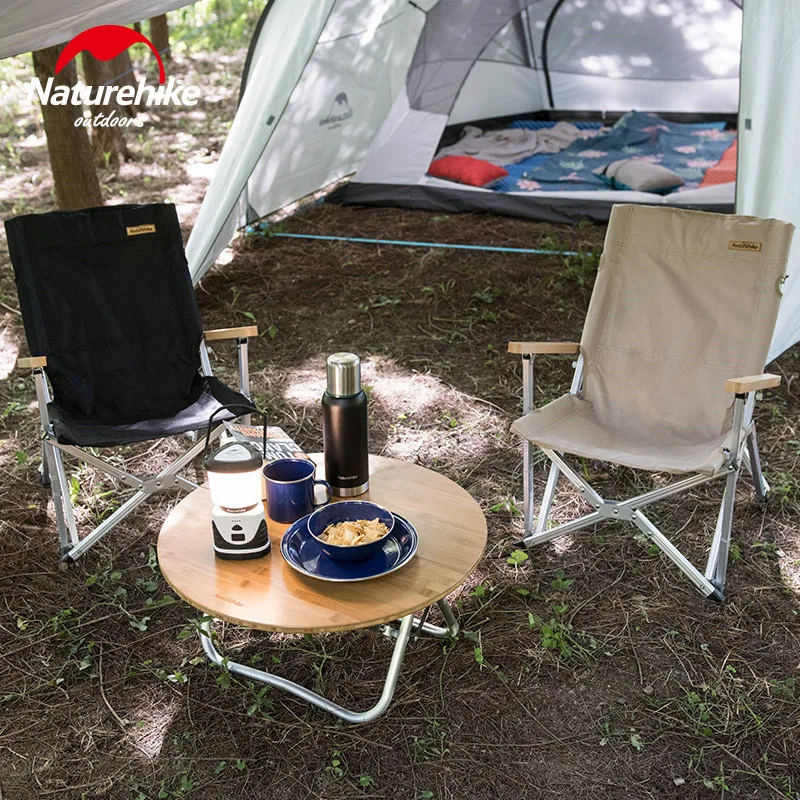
top-left (593, 159), bottom-right (685, 194)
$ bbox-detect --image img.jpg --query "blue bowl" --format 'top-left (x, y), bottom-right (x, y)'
top-left (307, 500), bottom-right (395, 562)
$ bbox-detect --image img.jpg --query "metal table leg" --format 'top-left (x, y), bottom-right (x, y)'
top-left (198, 599), bottom-right (459, 723)
top-left (199, 614), bottom-right (416, 724)
top-left (381, 599), bottom-right (459, 640)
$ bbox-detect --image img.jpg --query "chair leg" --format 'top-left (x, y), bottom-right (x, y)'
top-left (632, 509), bottom-right (722, 600)
top-left (45, 440), bottom-right (79, 556)
top-left (522, 509), bottom-right (603, 546)
top-left (39, 440), bottom-right (50, 485)
top-left (523, 439), bottom-right (535, 536)
top-left (745, 428), bottom-right (769, 503)
top-left (521, 355), bottom-right (535, 536)
top-left (704, 466), bottom-right (740, 595)
top-left (43, 441), bottom-right (69, 555)
top-left (535, 462), bottom-right (561, 536)
top-left (237, 337), bottom-right (252, 426)
top-left (63, 489), bottom-right (151, 562)
top-left (58, 425), bottom-right (225, 561)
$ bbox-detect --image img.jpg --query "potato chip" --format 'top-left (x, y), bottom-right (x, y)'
top-left (319, 518), bottom-right (389, 546)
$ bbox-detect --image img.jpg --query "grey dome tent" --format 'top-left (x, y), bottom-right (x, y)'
top-left (185, 0), bottom-right (744, 281)
top-left (0, 0), bottom-right (798, 360)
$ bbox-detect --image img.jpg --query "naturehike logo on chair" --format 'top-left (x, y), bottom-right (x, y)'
top-left (126, 224), bottom-right (156, 236)
top-left (729, 240), bottom-right (762, 252)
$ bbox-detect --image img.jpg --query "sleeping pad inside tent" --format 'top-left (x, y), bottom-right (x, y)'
top-left (333, 110), bottom-right (738, 220)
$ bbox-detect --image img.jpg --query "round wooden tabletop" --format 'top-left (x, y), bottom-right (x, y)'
top-left (158, 455), bottom-right (487, 633)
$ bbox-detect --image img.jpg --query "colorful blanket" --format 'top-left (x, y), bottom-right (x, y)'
top-left (497, 112), bottom-right (735, 194)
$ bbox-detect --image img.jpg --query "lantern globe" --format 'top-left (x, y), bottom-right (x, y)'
top-left (204, 443), bottom-right (264, 511)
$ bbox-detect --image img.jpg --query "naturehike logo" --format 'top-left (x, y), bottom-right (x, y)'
top-left (319, 92), bottom-right (352, 128)
top-left (26, 25), bottom-right (205, 129)
top-left (126, 224), bottom-right (156, 236)
top-left (729, 240), bottom-right (762, 252)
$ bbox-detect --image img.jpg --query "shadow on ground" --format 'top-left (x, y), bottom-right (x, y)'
top-left (0, 200), bottom-right (799, 799)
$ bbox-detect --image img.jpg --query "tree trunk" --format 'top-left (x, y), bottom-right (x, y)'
top-left (31, 45), bottom-right (102, 210)
top-left (82, 52), bottom-right (131, 167)
top-left (149, 15), bottom-right (171, 63)
top-left (109, 26), bottom-right (139, 116)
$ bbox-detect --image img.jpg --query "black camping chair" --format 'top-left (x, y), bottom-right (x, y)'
top-left (5, 203), bottom-right (257, 562)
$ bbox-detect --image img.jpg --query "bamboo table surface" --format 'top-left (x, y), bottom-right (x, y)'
top-left (158, 455), bottom-right (487, 633)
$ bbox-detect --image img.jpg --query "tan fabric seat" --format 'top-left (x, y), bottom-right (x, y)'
top-left (512, 393), bottom-right (735, 474)
top-left (513, 204), bottom-right (793, 475)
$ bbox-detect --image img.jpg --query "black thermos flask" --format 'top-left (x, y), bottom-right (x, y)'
top-left (322, 353), bottom-right (369, 496)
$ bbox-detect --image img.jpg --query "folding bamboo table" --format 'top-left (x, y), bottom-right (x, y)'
top-left (158, 454), bottom-right (487, 723)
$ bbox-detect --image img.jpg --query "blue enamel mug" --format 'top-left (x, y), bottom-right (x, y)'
top-left (263, 459), bottom-right (331, 524)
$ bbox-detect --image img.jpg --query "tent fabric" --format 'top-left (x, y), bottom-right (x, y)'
top-left (0, 0), bottom-right (192, 60)
top-left (406, 0), bottom-right (530, 115)
top-left (124, 0), bottom-right (790, 360)
top-left (342, 0), bottom-right (741, 210)
top-left (512, 205), bottom-right (794, 474)
top-left (736, 0), bottom-right (800, 362)
top-left (405, 0), bottom-right (741, 116)
top-left (186, 0), bottom-right (338, 279)
top-left (187, 0), bottom-right (423, 280)
top-left (327, 181), bottom-right (734, 223)
top-left (545, 0), bottom-right (741, 82)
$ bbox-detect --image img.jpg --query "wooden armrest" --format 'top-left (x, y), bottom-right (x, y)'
top-left (508, 342), bottom-right (580, 355)
top-left (204, 325), bottom-right (258, 341)
top-left (17, 356), bottom-right (47, 369)
top-left (725, 373), bottom-right (781, 393)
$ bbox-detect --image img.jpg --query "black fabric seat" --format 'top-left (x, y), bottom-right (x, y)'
top-left (49, 375), bottom-right (250, 447)
top-left (6, 202), bottom-right (254, 440)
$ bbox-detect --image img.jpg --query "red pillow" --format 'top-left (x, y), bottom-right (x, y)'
top-left (428, 156), bottom-right (508, 187)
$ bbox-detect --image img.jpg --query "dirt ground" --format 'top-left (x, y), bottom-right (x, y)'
top-left (1, 49), bottom-right (799, 800)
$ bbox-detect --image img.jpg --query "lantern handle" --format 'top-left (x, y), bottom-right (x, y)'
top-left (204, 404), bottom-right (267, 459)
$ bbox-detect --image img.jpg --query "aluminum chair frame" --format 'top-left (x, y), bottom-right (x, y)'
top-left (18, 327), bottom-right (257, 563)
top-left (511, 347), bottom-right (778, 602)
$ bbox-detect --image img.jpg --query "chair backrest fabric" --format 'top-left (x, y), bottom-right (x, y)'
top-left (6, 203), bottom-right (204, 425)
top-left (581, 204), bottom-right (794, 442)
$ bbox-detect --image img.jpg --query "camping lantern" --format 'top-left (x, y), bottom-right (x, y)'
top-left (204, 407), bottom-right (270, 560)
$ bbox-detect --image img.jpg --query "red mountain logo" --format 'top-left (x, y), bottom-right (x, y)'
top-left (55, 25), bottom-right (166, 84)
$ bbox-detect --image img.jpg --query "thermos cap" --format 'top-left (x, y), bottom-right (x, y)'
top-left (326, 352), bottom-right (361, 398)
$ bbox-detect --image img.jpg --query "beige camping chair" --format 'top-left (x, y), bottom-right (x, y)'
top-left (509, 204), bottom-right (793, 600)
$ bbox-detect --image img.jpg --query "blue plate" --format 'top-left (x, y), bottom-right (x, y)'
top-left (281, 512), bottom-right (418, 582)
